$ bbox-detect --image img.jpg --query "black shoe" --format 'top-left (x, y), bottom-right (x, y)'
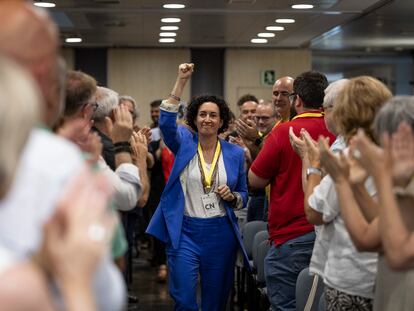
top-left (128, 294), bottom-right (139, 304)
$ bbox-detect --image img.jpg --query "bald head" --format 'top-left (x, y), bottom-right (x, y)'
top-left (0, 2), bottom-right (57, 64)
top-left (0, 1), bottom-right (60, 127)
top-left (272, 76), bottom-right (294, 122)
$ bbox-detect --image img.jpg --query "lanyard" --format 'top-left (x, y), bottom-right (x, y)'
top-left (197, 140), bottom-right (221, 191)
top-left (291, 111), bottom-right (324, 121)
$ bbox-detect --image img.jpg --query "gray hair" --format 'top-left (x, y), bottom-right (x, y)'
top-left (93, 86), bottom-right (119, 122)
top-left (257, 100), bottom-right (277, 117)
top-left (119, 95), bottom-right (140, 121)
top-left (324, 79), bottom-right (349, 108)
top-left (374, 96), bottom-right (414, 137)
top-left (0, 56), bottom-right (41, 197)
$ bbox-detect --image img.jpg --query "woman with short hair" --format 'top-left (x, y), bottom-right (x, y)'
top-left (147, 63), bottom-right (248, 311)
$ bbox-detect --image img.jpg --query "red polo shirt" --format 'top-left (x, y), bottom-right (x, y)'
top-left (251, 111), bottom-right (335, 245)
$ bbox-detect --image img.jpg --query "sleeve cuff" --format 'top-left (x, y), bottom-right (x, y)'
top-left (394, 178), bottom-right (414, 198)
top-left (116, 163), bottom-right (142, 191)
top-left (160, 100), bottom-right (180, 113)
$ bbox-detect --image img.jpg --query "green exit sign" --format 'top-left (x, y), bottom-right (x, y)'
top-left (261, 70), bottom-right (275, 86)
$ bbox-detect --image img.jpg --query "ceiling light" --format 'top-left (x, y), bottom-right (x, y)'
top-left (161, 18), bottom-right (181, 23)
top-left (163, 4), bottom-right (185, 9)
top-left (291, 4), bottom-right (314, 9)
top-left (161, 26), bottom-right (179, 31)
top-left (258, 33), bottom-right (275, 38)
top-left (160, 32), bottom-right (177, 37)
top-left (33, 1), bottom-right (56, 8)
top-left (65, 37), bottom-right (82, 43)
top-left (266, 26), bottom-right (285, 31)
top-left (275, 18), bottom-right (295, 24)
top-left (251, 38), bottom-right (268, 44)
top-left (159, 38), bottom-right (176, 43)
top-left (323, 11), bottom-right (342, 15)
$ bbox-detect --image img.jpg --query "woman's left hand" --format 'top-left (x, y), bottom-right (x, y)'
top-left (216, 184), bottom-right (235, 202)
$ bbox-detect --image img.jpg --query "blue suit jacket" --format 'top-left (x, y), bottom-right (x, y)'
top-left (146, 109), bottom-right (250, 268)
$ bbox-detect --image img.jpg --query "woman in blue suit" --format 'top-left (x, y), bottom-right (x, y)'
top-left (147, 63), bottom-right (249, 310)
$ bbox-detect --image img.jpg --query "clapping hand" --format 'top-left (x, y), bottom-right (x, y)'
top-left (289, 126), bottom-right (306, 159)
top-left (389, 122), bottom-right (414, 186)
top-left (111, 104), bottom-right (133, 143)
top-left (318, 136), bottom-right (349, 183)
top-left (235, 118), bottom-right (258, 141)
top-left (301, 129), bottom-right (320, 167)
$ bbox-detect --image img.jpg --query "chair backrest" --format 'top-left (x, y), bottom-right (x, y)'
top-left (256, 240), bottom-right (270, 284)
top-left (318, 292), bottom-right (325, 311)
top-left (252, 230), bottom-right (268, 269)
top-left (242, 220), bottom-right (267, 258)
top-left (295, 268), bottom-right (324, 311)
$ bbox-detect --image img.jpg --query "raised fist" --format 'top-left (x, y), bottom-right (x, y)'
top-left (178, 63), bottom-right (194, 79)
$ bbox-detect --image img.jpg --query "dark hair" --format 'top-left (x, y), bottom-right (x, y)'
top-left (237, 94), bottom-right (258, 107)
top-left (150, 99), bottom-right (162, 108)
top-left (293, 71), bottom-right (328, 109)
top-left (65, 70), bottom-right (97, 117)
top-left (186, 95), bottom-right (230, 134)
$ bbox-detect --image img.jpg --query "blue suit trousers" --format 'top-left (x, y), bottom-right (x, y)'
top-left (166, 215), bottom-right (238, 311)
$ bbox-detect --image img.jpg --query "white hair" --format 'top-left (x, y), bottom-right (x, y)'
top-left (119, 95), bottom-right (140, 121)
top-left (0, 55), bottom-right (41, 197)
top-left (93, 86), bottom-right (119, 122)
top-left (324, 79), bottom-right (349, 108)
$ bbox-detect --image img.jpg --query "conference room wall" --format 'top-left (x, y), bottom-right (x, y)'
top-left (108, 48), bottom-right (191, 127)
top-left (62, 48), bottom-right (311, 126)
top-left (225, 49), bottom-right (311, 114)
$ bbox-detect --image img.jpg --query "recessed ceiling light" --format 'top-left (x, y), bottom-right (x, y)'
top-left (258, 33), bottom-right (275, 38)
top-left (323, 11), bottom-right (342, 15)
top-left (275, 18), bottom-right (295, 24)
top-left (266, 26), bottom-right (285, 31)
top-left (251, 38), bottom-right (268, 44)
top-left (161, 26), bottom-right (179, 31)
top-left (163, 4), bottom-right (185, 9)
top-left (159, 38), bottom-right (176, 43)
top-left (65, 37), bottom-right (82, 43)
top-left (161, 18), bottom-right (181, 23)
top-left (33, 2), bottom-right (56, 8)
top-left (160, 32), bottom-right (177, 37)
top-left (291, 4), bottom-right (314, 9)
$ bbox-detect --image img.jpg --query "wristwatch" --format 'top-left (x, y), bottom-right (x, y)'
top-left (254, 136), bottom-right (263, 146)
top-left (306, 167), bottom-right (322, 179)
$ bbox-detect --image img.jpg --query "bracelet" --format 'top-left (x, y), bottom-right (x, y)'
top-left (114, 141), bottom-right (131, 148)
top-left (306, 167), bottom-right (322, 179)
top-left (169, 93), bottom-right (181, 101)
top-left (114, 146), bottom-right (132, 154)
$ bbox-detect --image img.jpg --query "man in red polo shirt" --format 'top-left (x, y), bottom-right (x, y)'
top-left (249, 71), bottom-right (335, 311)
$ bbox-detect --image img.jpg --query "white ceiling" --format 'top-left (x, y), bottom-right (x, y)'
top-left (38, 0), bottom-right (412, 51)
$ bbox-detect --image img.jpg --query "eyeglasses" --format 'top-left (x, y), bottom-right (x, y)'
top-left (254, 116), bottom-right (273, 122)
top-left (82, 101), bottom-right (98, 112)
top-left (91, 102), bottom-right (98, 112)
top-left (273, 91), bottom-right (292, 98)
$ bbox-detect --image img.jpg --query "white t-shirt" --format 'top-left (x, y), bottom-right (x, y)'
top-left (308, 147), bottom-right (378, 298)
top-left (183, 153), bottom-right (227, 218)
top-left (96, 157), bottom-right (142, 211)
top-left (0, 128), bottom-right (126, 311)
